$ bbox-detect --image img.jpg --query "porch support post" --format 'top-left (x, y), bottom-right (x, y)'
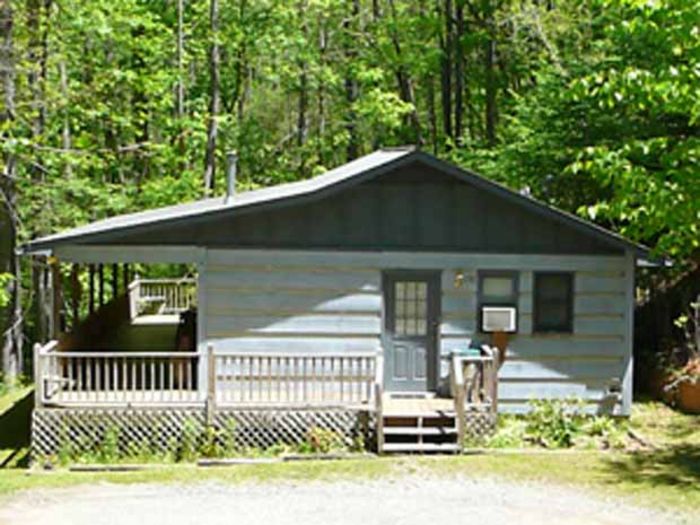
top-left (122, 263), bottom-right (130, 290)
top-left (70, 264), bottom-right (80, 329)
top-left (49, 257), bottom-right (62, 338)
top-left (195, 248), bottom-right (208, 406)
top-left (111, 263), bottom-right (119, 297)
top-left (88, 264), bottom-right (95, 314)
top-left (33, 343), bottom-right (44, 408)
top-left (98, 264), bottom-right (105, 308)
top-left (206, 344), bottom-right (216, 425)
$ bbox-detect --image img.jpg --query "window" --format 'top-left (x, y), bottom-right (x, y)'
top-left (394, 281), bottom-right (428, 336)
top-left (534, 272), bottom-right (574, 333)
top-left (478, 271), bottom-right (518, 332)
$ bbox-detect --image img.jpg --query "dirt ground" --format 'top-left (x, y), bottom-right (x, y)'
top-left (0, 474), bottom-right (690, 525)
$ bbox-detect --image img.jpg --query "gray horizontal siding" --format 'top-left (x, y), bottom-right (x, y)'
top-left (203, 252), bottom-right (383, 361)
top-left (206, 314), bottom-right (381, 336)
top-left (202, 249), bottom-right (632, 415)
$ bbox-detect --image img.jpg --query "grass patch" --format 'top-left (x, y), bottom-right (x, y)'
top-left (0, 398), bottom-right (696, 517)
top-left (0, 452), bottom-right (697, 515)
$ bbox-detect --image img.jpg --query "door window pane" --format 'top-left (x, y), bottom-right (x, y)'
top-left (394, 281), bottom-right (428, 336)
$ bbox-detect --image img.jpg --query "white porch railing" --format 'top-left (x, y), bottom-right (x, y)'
top-left (128, 277), bottom-right (196, 319)
top-left (450, 346), bottom-right (499, 443)
top-left (213, 351), bottom-right (378, 407)
top-left (33, 341), bottom-right (380, 409)
top-left (34, 341), bottom-right (200, 407)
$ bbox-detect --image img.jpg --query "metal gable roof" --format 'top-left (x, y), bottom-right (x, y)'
top-left (22, 146), bottom-right (650, 258)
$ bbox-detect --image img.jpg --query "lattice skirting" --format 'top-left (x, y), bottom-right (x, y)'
top-left (464, 409), bottom-right (497, 439)
top-left (32, 408), bottom-right (374, 460)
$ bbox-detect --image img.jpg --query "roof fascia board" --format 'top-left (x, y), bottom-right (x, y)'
top-left (52, 245), bottom-right (201, 264)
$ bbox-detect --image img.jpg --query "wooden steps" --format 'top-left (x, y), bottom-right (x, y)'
top-left (378, 406), bottom-right (462, 454)
top-left (383, 426), bottom-right (457, 435)
top-left (381, 442), bottom-right (461, 453)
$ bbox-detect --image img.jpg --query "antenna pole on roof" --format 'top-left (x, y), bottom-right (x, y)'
top-left (225, 151), bottom-right (238, 203)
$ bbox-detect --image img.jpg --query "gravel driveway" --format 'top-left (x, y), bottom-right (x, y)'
top-left (0, 474), bottom-right (690, 525)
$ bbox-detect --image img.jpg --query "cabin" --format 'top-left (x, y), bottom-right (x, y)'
top-left (23, 147), bottom-right (651, 456)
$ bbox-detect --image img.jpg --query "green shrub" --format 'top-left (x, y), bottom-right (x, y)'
top-left (299, 427), bottom-right (346, 454)
top-left (178, 418), bottom-right (200, 462)
top-left (525, 399), bottom-right (585, 448)
top-left (485, 416), bottom-right (529, 448)
top-left (466, 399), bottom-right (630, 450)
top-left (98, 427), bottom-right (121, 463)
top-left (198, 425), bottom-right (223, 458)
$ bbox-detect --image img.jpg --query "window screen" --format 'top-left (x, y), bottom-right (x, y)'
top-left (478, 271), bottom-right (518, 305)
top-left (534, 272), bottom-right (574, 333)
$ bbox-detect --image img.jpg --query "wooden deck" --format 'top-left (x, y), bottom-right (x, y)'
top-left (382, 395), bottom-right (455, 415)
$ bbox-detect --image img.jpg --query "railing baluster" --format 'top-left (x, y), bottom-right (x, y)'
top-left (86, 357), bottom-right (93, 399)
top-left (249, 357), bottom-right (254, 402)
top-left (150, 359), bottom-right (156, 402)
top-left (67, 357), bottom-right (74, 397)
top-left (168, 359), bottom-right (174, 402)
top-left (258, 356), bottom-right (263, 403)
top-left (75, 356), bottom-right (82, 397)
top-left (338, 357), bottom-right (344, 402)
top-left (140, 359), bottom-right (146, 399)
top-left (120, 358), bottom-right (125, 401)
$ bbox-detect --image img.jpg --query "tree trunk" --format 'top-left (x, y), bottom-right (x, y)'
top-left (387, 0), bottom-right (422, 145)
top-left (203, 0), bottom-right (220, 194)
top-left (454, 1), bottom-right (465, 143)
top-left (176, 0), bottom-right (185, 120)
top-left (343, 0), bottom-right (360, 161)
top-left (0, 0), bottom-right (23, 382)
top-left (440, 0), bottom-right (453, 143)
top-left (484, 3), bottom-right (497, 146)
top-left (317, 20), bottom-right (327, 162)
top-left (296, 0), bottom-right (309, 175)
top-left (59, 61), bottom-right (72, 177)
top-left (175, 0), bottom-right (188, 172)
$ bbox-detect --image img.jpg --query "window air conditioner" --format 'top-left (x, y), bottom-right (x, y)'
top-left (481, 306), bottom-right (517, 333)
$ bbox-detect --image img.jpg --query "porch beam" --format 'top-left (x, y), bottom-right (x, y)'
top-left (53, 245), bottom-right (201, 264)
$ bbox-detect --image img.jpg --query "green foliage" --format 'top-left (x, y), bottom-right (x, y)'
top-left (0, 274), bottom-right (14, 309)
top-left (46, 419), bottom-right (360, 466)
top-left (97, 427), bottom-right (120, 463)
top-left (476, 416), bottom-right (529, 449)
top-left (297, 426), bottom-right (348, 454)
top-left (466, 399), bottom-right (630, 450)
top-left (525, 399), bottom-right (585, 448)
top-left (178, 418), bottom-right (201, 463)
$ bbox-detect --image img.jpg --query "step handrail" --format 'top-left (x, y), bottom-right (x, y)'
top-left (374, 351), bottom-right (385, 452)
